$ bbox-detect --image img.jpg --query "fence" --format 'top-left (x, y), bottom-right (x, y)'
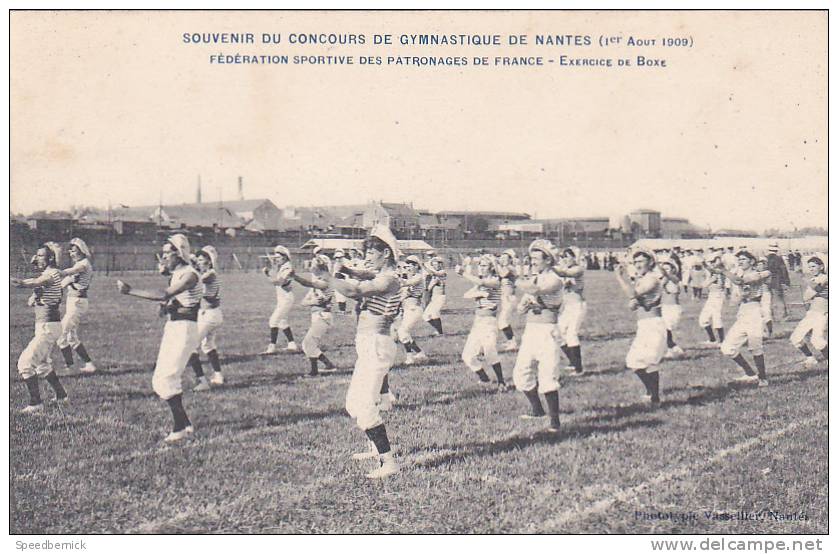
top-left (10, 232), bottom-right (634, 275)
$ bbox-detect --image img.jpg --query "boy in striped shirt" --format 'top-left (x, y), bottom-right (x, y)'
top-left (458, 254), bottom-right (508, 388)
top-left (290, 254), bottom-right (337, 376)
top-left (57, 238), bottom-right (97, 373)
top-left (189, 246), bottom-right (225, 391)
top-left (397, 255), bottom-right (429, 365)
top-left (11, 243), bottom-right (69, 412)
top-left (325, 225), bottom-right (403, 478)
top-left (422, 256), bottom-right (447, 336)
top-left (117, 235), bottom-right (203, 442)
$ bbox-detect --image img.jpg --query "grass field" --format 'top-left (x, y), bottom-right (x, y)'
top-left (9, 269), bottom-right (828, 534)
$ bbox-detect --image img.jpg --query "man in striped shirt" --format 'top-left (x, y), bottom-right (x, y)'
top-left (790, 253), bottom-right (828, 368)
top-left (496, 249), bottom-right (519, 352)
top-left (11, 243), bottom-right (69, 413)
top-left (290, 254), bottom-right (337, 377)
top-left (422, 256), bottom-right (447, 336)
top-left (189, 246), bottom-right (225, 391)
top-left (615, 249), bottom-right (668, 405)
top-left (458, 254), bottom-right (508, 388)
top-left (262, 245), bottom-right (298, 354)
top-left (396, 255), bottom-right (429, 365)
top-left (717, 250), bottom-right (772, 387)
top-left (325, 225), bottom-right (403, 479)
top-left (117, 234), bottom-right (203, 442)
top-left (553, 247), bottom-right (587, 375)
top-left (513, 240), bottom-right (564, 432)
top-left (56, 238), bottom-right (97, 374)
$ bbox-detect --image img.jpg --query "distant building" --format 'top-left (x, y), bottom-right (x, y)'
top-left (713, 229), bottom-right (759, 238)
top-left (362, 202), bottom-right (421, 238)
top-left (629, 209), bottom-right (662, 237)
top-left (661, 217), bottom-right (708, 239)
top-left (436, 210), bottom-right (531, 235)
top-left (418, 212), bottom-right (464, 241)
top-left (26, 214), bottom-right (75, 240)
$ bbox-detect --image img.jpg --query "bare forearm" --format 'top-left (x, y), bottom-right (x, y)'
top-left (126, 288), bottom-right (168, 302)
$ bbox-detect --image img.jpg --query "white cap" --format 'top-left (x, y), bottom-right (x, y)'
top-left (368, 224), bottom-right (401, 259)
top-left (69, 237), bottom-right (91, 258)
top-left (807, 252), bottom-right (828, 271)
top-left (199, 245), bottom-right (218, 268)
top-left (167, 234), bottom-right (191, 261)
top-left (405, 255), bottom-right (422, 265)
top-left (43, 241), bottom-right (63, 265)
top-left (528, 239), bottom-right (558, 263)
top-left (273, 245), bottom-right (291, 259)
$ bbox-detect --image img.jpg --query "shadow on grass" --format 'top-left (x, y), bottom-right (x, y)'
top-left (409, 418), bottom-right (664, 469)
top-left (205, 407), bottom-right (349, 432)
top-left (564, 349), bottom-right (725, 381)
top-left (584, 331), bottom-right (636, 343)
top-left (581, 367), bottom-right (826, 426)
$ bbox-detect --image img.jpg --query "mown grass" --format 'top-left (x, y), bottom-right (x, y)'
top-left (9, 270), bottom-right (827, 534)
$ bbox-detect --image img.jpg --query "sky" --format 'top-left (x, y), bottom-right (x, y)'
top-left (10, 11), bottom-right (827, 232)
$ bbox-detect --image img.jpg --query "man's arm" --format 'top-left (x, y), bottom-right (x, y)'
top-left (326, 271), bottom-right (395, 298)
top-left (337, 263), bottom-right (377, 281)
top-left (10, 272), bottom-right (53, 289)
top-left (118, 271), bottom-right (198, 302)
top-left (552, 264), bottom-right (583, 278)
top-left (517, 272), bottom-right (561, 295)
top-left (60, 261), bottom-right (86, 278)
top-left (291, 272), bottom-right (328, 291)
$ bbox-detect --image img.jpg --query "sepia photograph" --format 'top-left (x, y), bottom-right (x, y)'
top-left (7, 7), bottom-right (829, 540)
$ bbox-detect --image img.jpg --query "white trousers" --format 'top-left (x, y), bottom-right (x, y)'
top-left (760, 291), bottom-right (772, 323)
top-left (462, 315), bottom-right (499, 372)
top-left (57, 296), bottom-right (88, 349)
top-left (397, 302), bottom-right (424, 343)
top-left (345, 333), bottom-right (397, 430)
top-left (558, 301), bottom-right (587, 347)
top-left (626, 317), bottom-right (667, 371)
top-left (512, 322), bottom-right (560, 393)
top-left (699, 292), bottom-right (725, 329)
top-left (152, 320), bottom-right (200, 400)
top-left (197, 307), bottom-right (223, 353)
top-left (790, 309), bottom-right (828, 350)
top-left (18, 322), bottom-right (62, 379)
top-left (302, 311), bottom-right (333, 358)
top-left (269, 289), bottom-right (295, 329)
top-left (423, 293), bottom-right (446, 321)
top-left (661, 304), bottom-right (682, 332)
top-left (721, 302), bottom-right (764, 357)
top-left (497, 294), bottom-right (516, 330)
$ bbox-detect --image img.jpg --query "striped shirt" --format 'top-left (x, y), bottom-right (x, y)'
top-left (561, 264), bottom-right (585, 301)
top-left (633, 272), bottom-right (662, 312)
top-left (428, 271), bottom-right (447, 296)
top-left (201, 269), bottom-right (221, 308)
top-left (305, 286), bottom-right (334, 312)
top-left (705, 272), bottom-right (726, 295)
top-left (475, 284), bottom-right (502, 313)
top-left (739, 270), bottom-right (771, 302)
top-left (66, 258), bottom-right (93, 298)
top-left (533, 272), bottom-right (563, 311)
top-left (33, 267), bottom-right (63, 323)
top-left (403, 276), bottom-right (425, 301)
top-left (499, 267), bottom-right (516, 296)
top-left (661, 278), bottom-right (680, 305)
top-left (271, 262), bottom-right (294, 292)
top-left (166, 264), bottom-right (202, 320)
top-left (809, 274), bottom-right (828, 300)
top-left (808, 274), bottom-right (828, 313)
top-left (360, 269), bottom-right (402, 319)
